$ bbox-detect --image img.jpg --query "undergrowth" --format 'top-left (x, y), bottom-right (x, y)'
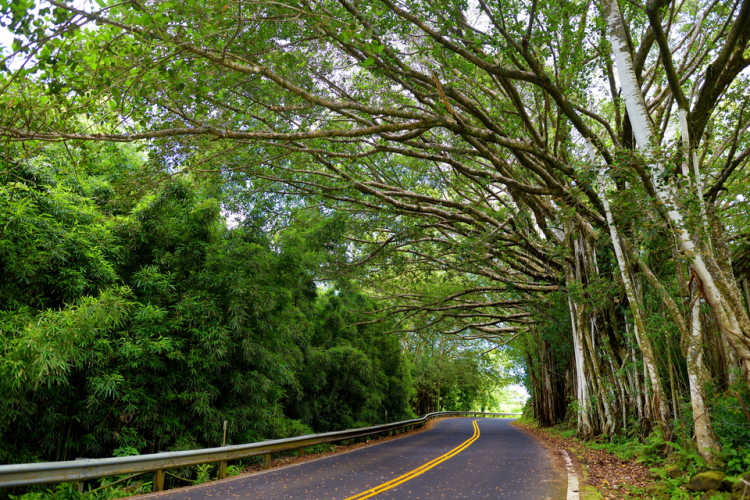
top-left (525, 398), bottom-right (750, 500)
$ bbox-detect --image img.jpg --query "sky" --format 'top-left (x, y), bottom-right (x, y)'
top-left (0, 0), bottom-right (90, 63)
top-left (0, 23), bottom-right (12, 57)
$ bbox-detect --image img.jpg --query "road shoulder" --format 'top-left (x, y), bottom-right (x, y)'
top-left (513, 420), bottom-right (653, 499)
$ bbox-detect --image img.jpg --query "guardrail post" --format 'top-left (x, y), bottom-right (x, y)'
top-left (263, 453), bottom-right (271, 468)
top-left (153, 469), bottom-right (164, 492)
top-left (218, 461), bottom-right (227, 479)
top-left (298, 447), bottom-right (306, 457)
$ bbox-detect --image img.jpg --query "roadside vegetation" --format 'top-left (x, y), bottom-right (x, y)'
top-left (0, 142), bottom-right (508, 497)
top-left (1, 0), bottom-right (750, 498)
top-left (518, 403), bottom-right (750, 499)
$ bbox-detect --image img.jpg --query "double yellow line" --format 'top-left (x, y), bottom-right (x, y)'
top-left (344, 420), bottom-right (480, 499)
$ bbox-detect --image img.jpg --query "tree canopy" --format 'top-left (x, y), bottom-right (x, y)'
top-left (0, 139), bottom-right (509, 474)
top-left (1, 0), bottom-right (749, 473)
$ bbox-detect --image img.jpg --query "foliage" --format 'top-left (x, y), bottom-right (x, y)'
top-left (0, 142), bottom-right (502, 480)
top-left (407, 333), bottom-right (509, 414)
top-left (3, 0), bottom-right (750, 494)
top-left (710, 382), bottom-right (750, 474)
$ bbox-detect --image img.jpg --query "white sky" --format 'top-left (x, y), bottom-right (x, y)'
top-left (506, 383), bottom-right (530, 400)
top-left (1, 0), bottom-right (90, 62)
top-left (0, 25), bottom-right (12, 57)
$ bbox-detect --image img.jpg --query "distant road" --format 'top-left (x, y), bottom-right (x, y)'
top-left (141, 418), bottom-right (561, 499)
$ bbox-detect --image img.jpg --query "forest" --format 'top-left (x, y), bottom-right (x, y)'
top-left (0, 0), bottom-right (749, 496)
top-left (0, 139), bottom-right (506, 466)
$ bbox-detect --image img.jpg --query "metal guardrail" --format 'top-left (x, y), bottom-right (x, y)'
top-left (0, 411), bottom-right (520, 490)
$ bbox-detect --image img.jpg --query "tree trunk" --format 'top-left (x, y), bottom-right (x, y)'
top-left (687, 294), bottom-right (721, 464)
top-left (604, 0), bottom-right (750, 386)
top-left (568, 288), bottom-right (594, 435)
top-left (595, 162), bottom-right (670, 429)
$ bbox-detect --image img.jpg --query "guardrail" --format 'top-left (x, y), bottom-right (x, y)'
top-left (0, 411), bottom-right (520, 491)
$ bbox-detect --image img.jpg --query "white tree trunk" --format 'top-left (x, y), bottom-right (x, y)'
top-left (627, 322), bottom-right (645, 420)
top-left (568, 270), bottom-right (594, 436)
top-left (687, 296), bottom-right (721, 463)
top-left (604, 0), bottom-right (750, 384)
top-left (591, 136), bottom-right (670, 426)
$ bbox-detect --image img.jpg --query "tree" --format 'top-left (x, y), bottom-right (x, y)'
top-left (2, 0), bottom-right (749, 462)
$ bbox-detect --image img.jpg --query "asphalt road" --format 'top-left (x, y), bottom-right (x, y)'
top-left (143, 418), bottom-right (561, 499)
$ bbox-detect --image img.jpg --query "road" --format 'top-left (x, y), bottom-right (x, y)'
top-left (143, 418), bottom-right (562, 499)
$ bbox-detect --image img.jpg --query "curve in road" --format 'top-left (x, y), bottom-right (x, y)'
top-left (344, 420), bottom-right (480, 499)
top-left (141, 418), bottom-right (561, 499)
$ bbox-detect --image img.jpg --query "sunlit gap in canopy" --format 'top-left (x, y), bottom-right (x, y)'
top-left (0, 0), bottom-right (92, 68)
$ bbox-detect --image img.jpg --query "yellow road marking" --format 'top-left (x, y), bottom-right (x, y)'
top-left (344, 420), bottom-right (480, 499)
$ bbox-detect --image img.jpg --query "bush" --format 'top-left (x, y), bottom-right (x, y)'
top-left (710, 382), bottom-right (750, 474)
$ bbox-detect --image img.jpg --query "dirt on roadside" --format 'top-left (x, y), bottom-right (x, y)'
top-left (514, 421), bottom-right (654, 499)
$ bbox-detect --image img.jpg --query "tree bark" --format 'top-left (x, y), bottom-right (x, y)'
top-left (687, 294), bottom-right (721, 464)
top-left (604, 0), bottom-right (750, 386)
